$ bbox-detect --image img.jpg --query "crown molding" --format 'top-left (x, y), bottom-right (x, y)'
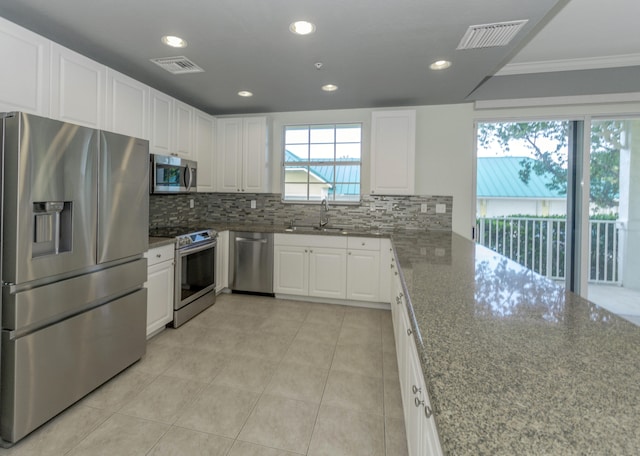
top-left (495, 53), bottom-right (640, 76)
top-left (474, 92), bottom-right (640, 110)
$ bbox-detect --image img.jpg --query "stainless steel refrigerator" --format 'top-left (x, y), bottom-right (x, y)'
top-left (0, 112), bottom-right (149, 444)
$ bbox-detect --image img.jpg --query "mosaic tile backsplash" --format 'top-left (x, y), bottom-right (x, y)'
top-left (149, 193), bottom-right (453, 232)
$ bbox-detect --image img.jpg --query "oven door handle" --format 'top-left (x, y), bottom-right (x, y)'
top-left (177, 241), bottom-right (216, 257)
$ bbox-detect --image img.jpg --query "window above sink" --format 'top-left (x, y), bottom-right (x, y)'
top-left (282, 123), bottom-right (362, 204)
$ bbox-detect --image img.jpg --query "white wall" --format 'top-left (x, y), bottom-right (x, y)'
top-left (229, 103), bottom-right (477, 238)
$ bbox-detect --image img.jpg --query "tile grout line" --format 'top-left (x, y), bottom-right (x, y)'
top-left (304, 308), bottom-right (345, 456)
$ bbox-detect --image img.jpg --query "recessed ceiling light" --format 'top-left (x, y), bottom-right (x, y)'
top-left (289, 21), bottom-right (316, 35)
top-left (322, 84), bottom-right (338, 92)
top-left (238, 91), bottom-right (253, 97)
top-left (162, 35), bottom-right (187, 48)
top-left (430, 60), bottom-right (452, 70)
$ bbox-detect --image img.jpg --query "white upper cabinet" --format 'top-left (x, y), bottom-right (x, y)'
top-left (242, 116), bottom-right (269, 193)
top-left (105, 68), bottom-right (149, 139)
top-left (173, 100), bottom-right (194, 158)
top-left (0, 17), bottom-right (50, 116)
top-left (216, 117), bottom-right (243, 192)
top-left (370, 110), bottom-right (416, 195)
top-left (216, 117), bottom-right (269, 193)
top-left (50, 44), bottom-right (105, 128)
top-left (149, 89), bottom-right (173, 155)
top-left (194, 109), bottom-right (215, 192)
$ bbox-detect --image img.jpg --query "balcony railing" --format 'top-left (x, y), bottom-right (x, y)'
top-left (476, 217), bottom-right (620, 284)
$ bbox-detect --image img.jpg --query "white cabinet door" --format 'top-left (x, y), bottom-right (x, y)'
top-left (379, 239), bottom-right (392, 303)
top-left (215, 231), bottom-right (229, 292)
top-left (106, 69), bottom-right (149, 138)
top-left (242, 116), bottom-right (268, 193)
top-left (174, 100), bottom-right (193, 158)
top-left (274, 245), bottom-right (308, 295)
top-left (309, 247), bottom-right (347, 299)
top-left (145, 258), bottom-right (174, 338)
top-left (346, 249), bottom-right (380, 301)
top-left (194, 109), bottom-right (215, 192)
top-left (149, 89), bottom-right (173, 155)
top-left (0, 17), bottom-right (50, 116)
top-left (216, 117), bottom-right (268, 193)
top-left (370, 110), bottom-right (416, 195)
top-left (50, 44), bottom-right (105, 128)
top-left (216, 117), bottom-right (243, 192)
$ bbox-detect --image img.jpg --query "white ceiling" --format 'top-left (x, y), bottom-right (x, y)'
top-left (507, 0), bottom-right (640, 69)
top-left (0, 0), bottom-right (637, 114)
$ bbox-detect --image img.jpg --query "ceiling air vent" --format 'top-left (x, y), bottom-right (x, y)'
top-left (457, 20), bottom-right (528, 50)
top-left (150, 56), bottom-right (204, 74)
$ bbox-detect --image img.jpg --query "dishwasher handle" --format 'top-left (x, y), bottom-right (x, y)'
top-left (235, 237), bottom-right (269, 243)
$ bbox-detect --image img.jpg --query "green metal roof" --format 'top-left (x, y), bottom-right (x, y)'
top-left (284, 149), bottom-right (360, 196)
top-left (477, 157), bottom-right (564, 199)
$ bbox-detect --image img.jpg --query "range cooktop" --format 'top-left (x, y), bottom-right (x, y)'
top-left (149, 226), bottom-right (217, 249)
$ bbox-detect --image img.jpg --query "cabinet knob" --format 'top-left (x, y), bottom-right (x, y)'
top-left (305, 249), bottom-right (308, 253)
top-left (425, 405), bottom-right (433, 418)
top-left (394, 271), bottom-right (398, 276)
top-left (361, 242), bottom-right (365, 246)
top-left (348, 252), bottom-right (352, 255)
top-left (310, 249), bottom-right (313, 253)
top-left (156, 254), bottom-right (162, 258)
top-left (407, 328), bottom-right (412, 336)
top-left (414, 397), bottom-right (424, 407)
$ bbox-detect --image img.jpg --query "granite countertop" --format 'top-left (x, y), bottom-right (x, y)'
top-left (391, 230), bottom-right (640, 455)
top-left (148, 236), bottom-right (176, 248)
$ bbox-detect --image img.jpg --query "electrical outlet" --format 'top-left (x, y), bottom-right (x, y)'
top-left (420, 203), bottom-right (427, 213)
top-left (189, 199), bottom-right (194, 209)
top-left (435, 203), bottom-right (446, 214)
top-left (250, 200), bottom-right (256, 209)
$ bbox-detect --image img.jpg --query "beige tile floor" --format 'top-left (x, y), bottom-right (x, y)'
top-left (0, 293), bottom-right (409, 456)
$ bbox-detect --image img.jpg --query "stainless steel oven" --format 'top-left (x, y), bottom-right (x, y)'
top-left (149, 227), bottom-right (216, 327)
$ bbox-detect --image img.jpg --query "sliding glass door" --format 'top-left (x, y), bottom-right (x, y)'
top-left (476, 117), bottom-right (640, 324)
top-left (586, 118), bottom-right (640, 325)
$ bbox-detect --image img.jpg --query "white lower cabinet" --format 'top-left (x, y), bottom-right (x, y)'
top-left (144, 244), bottom-right (175, 338)
top-left (274, 234), bottom-right (347, 299)
top-left (393, 274), bottom-right (443, 456)
top-left (347, 237), bottom-right (381, 301)
top-left (308, 247), bottom-right (347, 299)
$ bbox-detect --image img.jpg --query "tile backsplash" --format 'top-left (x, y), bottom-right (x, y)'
top-left (149, 193), bottom-right (452, 231)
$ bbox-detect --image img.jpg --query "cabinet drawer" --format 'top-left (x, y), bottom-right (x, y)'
top-left (347, 236), bottom-right (381, 251)
top-left (145, 244), bottom-right (175, 266)
top-left (275, 233), bottom-right (347, 249)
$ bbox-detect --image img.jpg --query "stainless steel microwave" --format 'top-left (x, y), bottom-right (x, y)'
top-left (150, 154), bottom-right (197, 194)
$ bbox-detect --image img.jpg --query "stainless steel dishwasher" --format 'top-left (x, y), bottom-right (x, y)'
top-left (229, 231), bottom-right (274, 294)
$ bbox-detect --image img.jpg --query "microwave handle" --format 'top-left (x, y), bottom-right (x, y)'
top-left (185, 165), bottom-right (194, 191)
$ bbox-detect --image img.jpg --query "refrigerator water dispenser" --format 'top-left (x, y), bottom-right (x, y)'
top-left (32, 201), bottom-right (72, 257)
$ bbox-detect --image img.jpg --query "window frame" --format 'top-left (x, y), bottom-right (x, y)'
top-left (281, 122), bottom-right (363, 204)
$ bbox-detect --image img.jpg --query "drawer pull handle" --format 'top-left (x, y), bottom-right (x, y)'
top-left (424, 405), bottom-right (433, 418)
top-left (412, 385), bottom-right (421, 394)
top-left (414, 397), bottom-right (424, 407)
top-left (407, 328), bottom-right (412, 336)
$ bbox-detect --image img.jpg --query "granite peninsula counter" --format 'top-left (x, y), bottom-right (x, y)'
top-left (149, 224), bottom-right (640, 454)
top-left (392, 230), bottom-right (640, 455)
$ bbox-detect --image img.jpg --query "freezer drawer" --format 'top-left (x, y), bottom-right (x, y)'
top-left (0, 288), bottom-right (147, 443)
